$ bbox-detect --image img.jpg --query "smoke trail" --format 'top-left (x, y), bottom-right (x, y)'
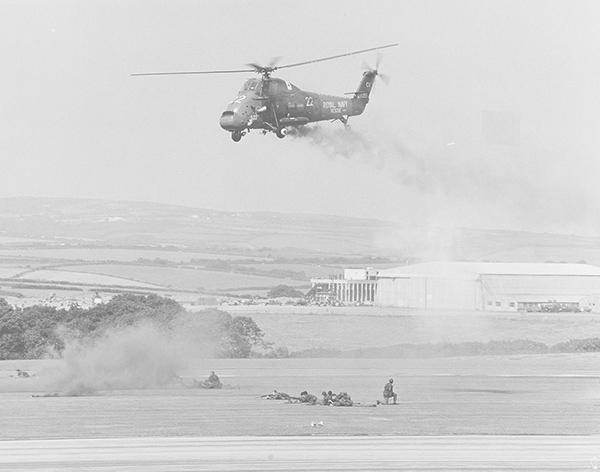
top-left (289, 122), bottom-right (507, 195)
top-left (288, 124), bottom-right (388, 166)
top-left (288, 122), bottom-right (497, 193)
top-left (289, 122), bottom-right (600, 235)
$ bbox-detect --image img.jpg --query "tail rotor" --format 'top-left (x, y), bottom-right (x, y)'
top-left (362, 52), bottom-right (390, 88)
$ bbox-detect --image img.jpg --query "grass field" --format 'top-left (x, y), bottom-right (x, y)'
top-left (202, 308), bottom-right (600, 352)
top-left (0, 354), bottom-right (598, 438)
top-left (0, 345), bottom-right (598, 470)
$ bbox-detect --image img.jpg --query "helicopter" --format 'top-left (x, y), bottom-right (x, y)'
top-left (132, 44), bottom-right (397, 142)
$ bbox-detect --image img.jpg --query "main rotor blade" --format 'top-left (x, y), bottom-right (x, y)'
top-left (132, 44), bottom-right (397, 77)
top-left (268, 56), bottom-right (283, 68)
top-left (278, 43), bottom-right (398, 70)
top-left (245, 56), bottom-right (283, 72)
top-left (131, 68), bottom-right (254, 77)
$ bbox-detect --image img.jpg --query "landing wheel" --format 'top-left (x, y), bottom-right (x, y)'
top-left (231, 131), bottom-right (243, 142)
top-left (275, 126), bottom-right (288, 139)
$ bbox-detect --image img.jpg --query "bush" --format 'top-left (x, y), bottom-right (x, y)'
top-left (551, 338), bottom-right (600, 353)
top-left (267, 285), bottom-right (305, 298)
top-left (176, 308), bottom-right (269, 358)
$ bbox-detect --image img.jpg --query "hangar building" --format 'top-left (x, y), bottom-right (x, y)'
top-left (375, 262), bottom-right (600, 311)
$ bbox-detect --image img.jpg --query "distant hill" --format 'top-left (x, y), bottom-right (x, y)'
top-left (0, 197), bottom-right (599, 264)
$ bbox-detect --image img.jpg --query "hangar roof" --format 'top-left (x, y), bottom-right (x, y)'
top-left (507, 294), bottom-right (588, 303)
top-left (376, 262), bottom-right (600, 280)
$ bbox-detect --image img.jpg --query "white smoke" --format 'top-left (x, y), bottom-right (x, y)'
top-left (48, 323), bottom-right (182, 394)
top-left (289, 122), bottom-right (600, 236)
top-left (42, 313), bottom-right (221, 395)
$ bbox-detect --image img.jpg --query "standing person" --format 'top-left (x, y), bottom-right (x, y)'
top-left (382, 378), bottom-right (397, 404)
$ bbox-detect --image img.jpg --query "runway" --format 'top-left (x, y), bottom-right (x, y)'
top-left (0, 435), bottom-right (597, 471)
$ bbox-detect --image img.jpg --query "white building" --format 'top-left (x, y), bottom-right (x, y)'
top-left (308, 268), bottom-right (378, 304)
top-left (375, 262), bottom-right (600, 311)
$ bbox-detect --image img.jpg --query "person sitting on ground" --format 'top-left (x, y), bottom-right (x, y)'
top-left (199, 371), bottom-right (222, 389)
top-left (382, 378), bottom-right (397, 404)
top-left (299, 391), bottom-right (318, 405)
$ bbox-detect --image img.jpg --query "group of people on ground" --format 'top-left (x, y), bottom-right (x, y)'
top-left (260, 378), bottom-right (397, 406)
top-left (10, 369), bottom-right (34, 379)
top-left (321, 390), bottom-right (353, 406)
top-left (291, 390), bottom-right (354, 406)
top-left (201, 370), bottom-right (398, 406)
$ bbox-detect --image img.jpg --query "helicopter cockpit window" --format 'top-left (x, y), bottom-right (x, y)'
top-left (240, 79), bottom-right (259, 93)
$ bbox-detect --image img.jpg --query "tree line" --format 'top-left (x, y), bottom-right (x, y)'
top-left (0, 294), bottom-right (275, 360)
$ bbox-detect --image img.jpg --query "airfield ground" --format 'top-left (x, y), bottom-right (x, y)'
top-left (2, 200), bottom-right (600, 469)
top-left (0, 355), bottom-right (598, 470)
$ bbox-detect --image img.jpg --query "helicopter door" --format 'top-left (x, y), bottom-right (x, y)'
top-left (287, 93), bottom-right (307, 117)
top-left (266, 81), bottom-right (288, 117)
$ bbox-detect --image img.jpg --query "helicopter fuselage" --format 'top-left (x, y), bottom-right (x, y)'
top-left (220, 72), bottom-right (375, 140)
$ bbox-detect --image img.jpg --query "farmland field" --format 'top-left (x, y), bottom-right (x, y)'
top-left (59, 264), bottom-right (309, 291)
top-left (0, 236), bottom-right (48, 244)
top-left (0, 267), bottom-right (29, 278)
top-left (0, 248), bottom-right (269, 263)
top-left (482, 245), bottom-right (600, 266)
top-left (241, 263), bottom-right (341, 278)
top-left (15, 269), bottom-right (165, 289)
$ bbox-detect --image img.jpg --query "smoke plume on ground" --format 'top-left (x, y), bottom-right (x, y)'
top-left (44, 315), bottom-right (220, 395)
top-left (47, 323), bottom-right (182, 395)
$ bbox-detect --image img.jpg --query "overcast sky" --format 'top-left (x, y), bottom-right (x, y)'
top-left (1, 0), bottom-right (599, 235)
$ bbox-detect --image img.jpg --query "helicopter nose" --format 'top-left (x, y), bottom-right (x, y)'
top-left (220, 111), bottom-right (245, 131)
